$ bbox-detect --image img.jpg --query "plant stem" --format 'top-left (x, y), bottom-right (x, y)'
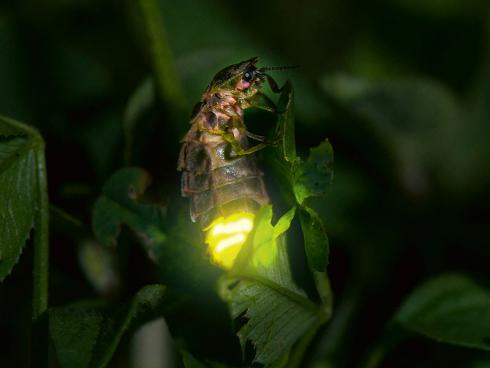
top-left (313, 270), bottom-right (333, 308)
top-left (288, 323), bottom-right (324, 368)
top-left (310, 282), bottom-right (362, 367)
top-left (50, 204), bottom-right (84, 229)
top-left (359, 327), bottom-right (406, 368)
top-left (29, 136), bottom-right (50, 368)
top-left (360, 345), bottom-right (386, 368)
top-left (137, 0), bottom-right (186, 118)
top-left (32, 138), bottom-right (49, 321)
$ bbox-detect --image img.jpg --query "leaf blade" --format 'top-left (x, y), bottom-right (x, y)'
top-left (50, 284), bottom-right (166, 368)
top-left (92, 168), bottom-right (166, 260)
top-left (221, 205), bottom-right (327, 367)
top-left (0, 116), bottom-right (44, 281)
top-left (394, 274), bottom-right (490, 351)
top-left (299, 206), bottom-right (329, 272)
top-left (293, 140), bottom-right (334, 205)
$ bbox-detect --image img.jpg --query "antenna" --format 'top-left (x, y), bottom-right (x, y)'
top-left (259, 64), bottom-right (300, 72)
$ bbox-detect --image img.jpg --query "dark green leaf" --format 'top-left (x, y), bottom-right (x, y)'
top-left (299, 206), bottom-right (329, 272)
top-left (181, 350), bottom-right (228, 368)
top-left (395, 274), bottom-right (490, 351)
top-left (181, 350), bottom-right (208, 368)
top-left (0, 116), bottom-right (45, 281)
top-left (93, 169), bottom-right (220, 294)
top-left (51, 307), bottom-right (103, 368)
top-left (123, 78), bottom-right (155, 132)
top-left (322, 76), bottom-right (482, 194)
top-left (92, 168), bottom-right (166, 258)
top-left (50, 284), bottom-right (166, 368)
top-left (293, 140), bottom-right (334, 204)
top-left (122, 78), bottom-right (155, 164)
top-left (276, 81), bottom-right (296, 162)
top-left (469, 359), bottom-right (490, 368)
top-left (220, 205), bottom-right (328, 367)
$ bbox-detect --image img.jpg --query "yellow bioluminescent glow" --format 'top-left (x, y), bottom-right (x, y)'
top-left (205, 212), bottom-right (255, 269)
top-left (215, 233), bottom-right (246, 253)
top-left (211, 218), bottom-right (254, 236)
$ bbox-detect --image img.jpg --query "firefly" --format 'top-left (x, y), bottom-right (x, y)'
top-left (178, 57), bottom-right (294, 268)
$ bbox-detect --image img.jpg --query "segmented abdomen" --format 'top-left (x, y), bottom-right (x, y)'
top-left (178, 131), bottom-right (269, 229)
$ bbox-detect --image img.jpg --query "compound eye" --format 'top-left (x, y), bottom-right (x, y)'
top-left (243, 70), bottom-right (254, 82)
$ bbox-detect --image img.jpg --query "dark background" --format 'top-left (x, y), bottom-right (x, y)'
top-left (0, 0), bottom-right (489, 367)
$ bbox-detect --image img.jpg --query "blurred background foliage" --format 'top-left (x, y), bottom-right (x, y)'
top-left (0, 0), bottom-right (489, 367)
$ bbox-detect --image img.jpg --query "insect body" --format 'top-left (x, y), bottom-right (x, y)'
top-left (178, 57), bottom-right (281, 268)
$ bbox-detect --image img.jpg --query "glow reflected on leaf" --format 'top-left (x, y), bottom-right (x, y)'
top-left (250, 206), bottom-right (296, 269)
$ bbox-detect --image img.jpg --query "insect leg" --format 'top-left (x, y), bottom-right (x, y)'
top-left (243, 92), bottom-right (279, 144)
top-left (222, 133), bottom-right (269, 157)
top-left (231, 142), bottom-right (269, 157)
top-left (247, 92), bottom-right (276, 113)
top-left (265, 74), bottom-right (282, 93)
top-left (246, 131), bottom-right (281, 147)
top-left (246, 131), bottom-right (266, 142)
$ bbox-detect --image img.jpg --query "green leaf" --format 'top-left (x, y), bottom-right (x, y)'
top-left (220, 205), bottom-right (328, 367)
top-left (293, 140), bottom-right (334, 204)
top-left (92, 168), bottom-right (166, 258)
top-left (122, 78), bottom-right (155, 164)
top-left (394, 274), bottom-right (490, 351)
top-left (0, 116), bottom-right (46, 282)
top-left (322, 76), bottom-right (480, 194)
top-left (181, 350), bottom-right (228, 368)
top-left (276, 81), bottom-right (296, 163)
top-left (181, 350), bottom-right (208, 368)
top-left (93, 168), bottom-right (221, 294)
top-left (299, 206), bottom-right (329, 272)
top-left (469, 359), bottom-right (490, 368)
top-left (50, 284), bottom-right (166, 368)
